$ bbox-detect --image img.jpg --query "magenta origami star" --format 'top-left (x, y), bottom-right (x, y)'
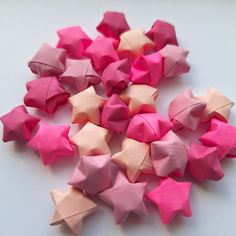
top-left (146, 177), bottom-right (192, 224)
top-left (28, 123), bottom-right (74, 165)
top-left (99, 172), bottom-right (147, 224)
top-left (0, 105), bottom-right (40, 142)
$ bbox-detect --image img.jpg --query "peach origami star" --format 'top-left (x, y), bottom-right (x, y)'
top-left (69, 86), bottom-right (106, 125)
top-left (146, 177), bottom-right (192, 224)
top-left (70, 122), bottom-right (112, 156)
top-left (198, 87), bottom-right (234, 123)
top-left (120, 84), bottom-right (158, 115)
top-left (50, 187), bottom-right (97, 234)
top-left (112, 137), bottom-right (154, 182)
top-left (99, 172), bottom-right (147, 224)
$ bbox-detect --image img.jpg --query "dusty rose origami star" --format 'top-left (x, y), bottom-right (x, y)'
top-left (28, 43), bottom-right (67, 77)
top-left (168, 88), bottom-right (206, 131)
top-left (0, 105), bottom-right (40, 142)
top-left (151, 131), bottom-right (188, 178)
top-left (146, 177), bottom-right (192, 224)
top-left (96, 11), bottom-right (130, 39)
top-left (99, 172), bottom-right (147, 224)
top-left (24, 76), bottom-right (70, 114)
top-left (28, 123), bottom-right (74, 165)
top-left (112, 137), bottom-right (153, 182)
top-left (187, 142), bottom-right (224, 182)
top-left (50, 187), bottom-right (97, 234)
top-left (57, 26), bottom-right (92, 59)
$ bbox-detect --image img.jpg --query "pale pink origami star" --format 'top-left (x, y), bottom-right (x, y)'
top-left (99, 172), bottom-right (147, 224)
top-left (146, 177), bottom-right (192, 224)
top-left (28, 43), bottom-right (67, 77)
top-left (101, 94), bottom-right (130, 133)
top-left (168, 88), bottom-right (206, 131)
top-left (50, 187), bottom-right (97, 234)
top-left (200, 118), bottom-right (236, 159)
top-left (0, 105), bottom-right (40, 142)
top-left (146, 20), bottom-right (178, 51)
top-left (101, 59), bottom-right (130, 96)
top-left (24, 76), bottom-right (70, 114)
top-left (159, 45), bottom-right (190, 78)
top-left (57, 26), bottom-right (92, 59)
top-left (69, 154), bottom-right (112, 195)
top-left (127, 113), bottom-right (173, 143)
top-left (28, 123), bottom-right (74, 165)
top-left (96, 11), bottom-right (130, 39)
top-left (151, 131), bottom-right (188, 178)
top-left (187, 142), bottom-right (224, 182)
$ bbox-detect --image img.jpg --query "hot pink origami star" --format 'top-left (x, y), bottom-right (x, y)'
top-left (56, 26), bottom-right (92, 59)
top-left (146, 177), bottom-right (192, 224)
top-left (28, 123), bottom-right (74, 165)
top-left (0, 105), bottom-right (40, 142)
top-left (99, 172), bottom-right (147, 224)
top-left (127, 113), bottom-right (173, 143)
top-left (24, 76), bottom-right (70, 114)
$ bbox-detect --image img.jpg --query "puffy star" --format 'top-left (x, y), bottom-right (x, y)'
top-left (50, 187), bottom-right (97, 234)
top-left (99, 172), bottom-right (147, 224)
top-left (0, 105), bottom-right (40, 142)
top-left (146, 177), bottom-right (192, 224)
top-left (69, 86), bottom-right (106, 125)
top-left (187, 142), bottom-right (224, 182)
top-left (120, 84), bottom-right (158, 115)
top-left (28, 123), bottom-right (74, 165)
top-left (112, 137), bottom-right (154, 182)
top-left (70, 122), bottom-right (112, 156)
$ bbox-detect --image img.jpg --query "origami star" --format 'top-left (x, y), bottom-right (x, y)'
top-left (101, 94), bottom-right (130, 133)
top-left (0, 105), bottom-right (40, 142)
top-left (96, 11), bottom-right (130, 39)
top-left (56, 26), bottom-right (92, 59)
top-left (69, 86), bottom-right (106, 125)
top-left (117, 29), bottom-right (155, 61)
top-left (85, 37), bottom-right (119, 71)
top-left (168, 88), bottom-right (206, 131)
top-left (24, 76), bottom-right (70, 114)
top-left (50, 187), bottom-right (97, 234)
top-left (101, 59), bottom-right (130, 96)
top-left (69, 154), bottom-right (112, 195)
top-left (187, 142), bottom-right (224, 182)
top-left (127, 113), bottom-right (173, 143)
top-left (199, 118), bottom-right (236, 159)
top-left (159, 45), bottom-right (190, 78)
top-left (28, 43), bottom-right (67, 77)
top-left (131, 52), bottom-right (163, 87)
top-left (112, 137), bottom-right (154, 182)
top-left (28, 123), bottom-right (74, 165)
top-left (151, 131), bottom-right (188, 178)
top-left (146, 177), bottom-right (192, 224)
top-left (146, 20), bottom-right (178, 51)
top-left (120, 84), bottom-right (158, 115)
top-left (60, 59), bottom-right (100, 92)
top-left (99, 172), bottom-right (147, 224)
top-left (70, 122), bottom-right (112, 156)
top-left (198, 87), bottom-right (234, 123)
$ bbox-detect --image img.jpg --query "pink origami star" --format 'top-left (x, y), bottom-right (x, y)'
top-left (99, 172), bottom-right (147, 224)
top-left (146, 177), bottom-right (192, 224)
top-left (28, 123), bottom-right (74, 165)
top-left (127, 113), bottom-right (173, 143)
top-left (69, 154), bottom-right (112, 195)
top-left (24, 76), bottom-right (70, 114)
top-left (0, 105), bottom-right (40, 142)
top-left (187, 142), bottom-right (224, 182)
top-left (96, 11), bottom-right (130, 39)
top-left (56, 26), bottom-right (92, 59)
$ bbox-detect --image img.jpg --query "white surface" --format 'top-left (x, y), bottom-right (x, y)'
top-left (1, 0), bottom-right (236, 236)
